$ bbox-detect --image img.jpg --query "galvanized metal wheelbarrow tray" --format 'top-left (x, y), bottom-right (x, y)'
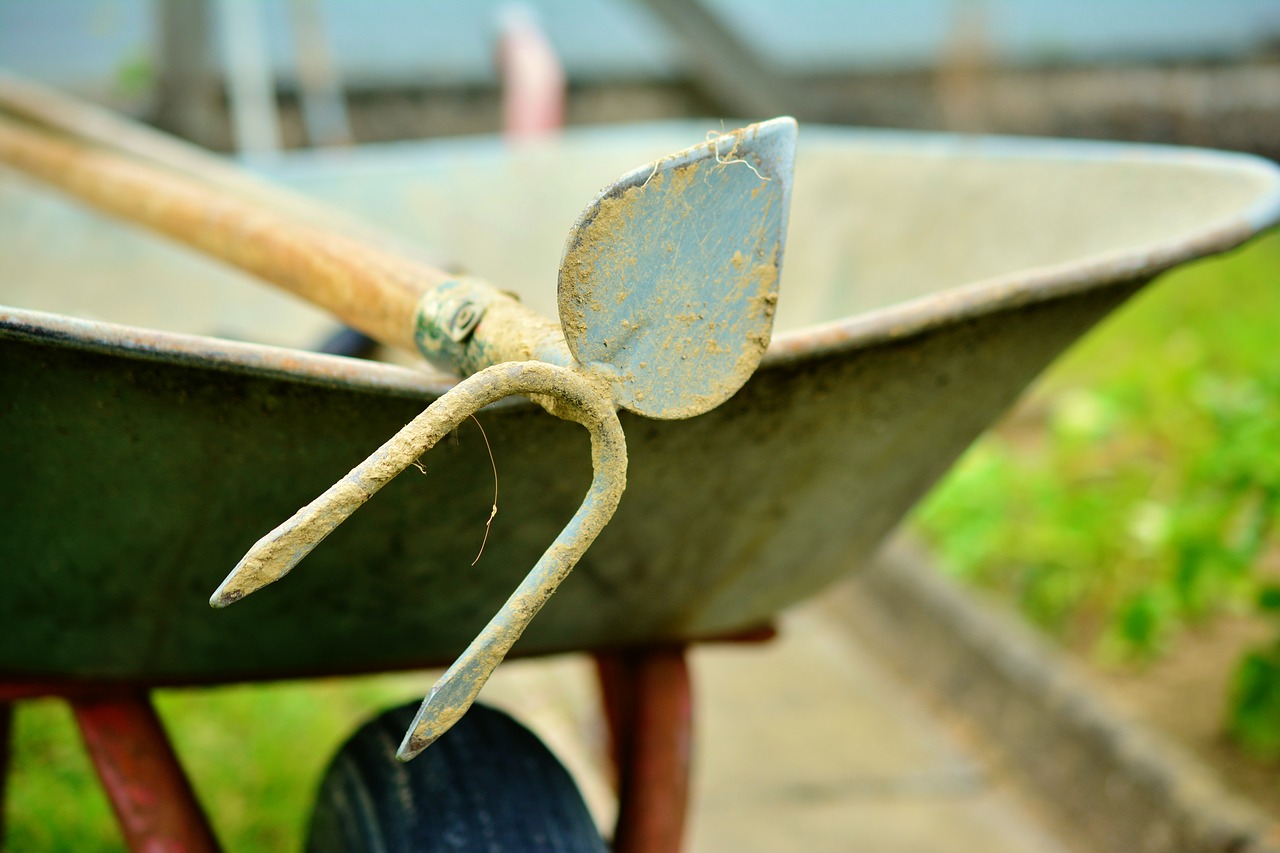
top-left (2, 98), bottom-right (1279, 847)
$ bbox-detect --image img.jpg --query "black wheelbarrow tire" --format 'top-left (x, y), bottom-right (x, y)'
top-left (307, 701), bottom-right (608, 853)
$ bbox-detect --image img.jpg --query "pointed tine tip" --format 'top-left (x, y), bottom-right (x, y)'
top-left (395, 696), bottom-right (435, 762)
top-left (208, 560), bottom-right (268, 608)
top-left (394, 675), bottom-right (479, 761)
top-left (208, 582), bottom-right (246, 609)
top-left (396, 724), bottom-right (434, 762)
top-left (210, 537), bottom-right (299, 609)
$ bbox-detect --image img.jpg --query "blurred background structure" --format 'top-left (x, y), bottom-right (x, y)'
top-left (4, 2), bottom-right (1280, 851)
top-left (2, 0), bottom-right (1279, 158)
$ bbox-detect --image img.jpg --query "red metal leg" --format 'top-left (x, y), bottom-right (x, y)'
top-left (596, 646), bottom-right (693, 853)
top-left (71, 692), bottom-right (219, 853)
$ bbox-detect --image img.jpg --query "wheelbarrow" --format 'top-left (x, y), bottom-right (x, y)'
top-left (2, 74), bottom-right (1279, 850)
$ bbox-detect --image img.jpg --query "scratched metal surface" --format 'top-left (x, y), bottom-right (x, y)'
top-left (2, 124), bottom-right (1278, 682)
top-left (557, 120), bottom-right (794, 419)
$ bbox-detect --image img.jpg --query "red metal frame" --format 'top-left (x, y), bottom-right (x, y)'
top-left (71, 692), bottom-right (220, 852)
top-left (596, 646), bottom-right (694, 853)
top-left (0, 627), bottom-right (775, 851)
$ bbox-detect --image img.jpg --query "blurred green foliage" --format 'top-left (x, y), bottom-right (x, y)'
top-left (1229, 585), bottom-right (1280, 759)
top-left (112, 51), bottom-right (153, 99)
top-left (914, 231), bottom-right (1280, 754)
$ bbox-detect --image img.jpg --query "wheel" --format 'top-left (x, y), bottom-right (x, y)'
top-left (307, 701), bottom-right (607, 853)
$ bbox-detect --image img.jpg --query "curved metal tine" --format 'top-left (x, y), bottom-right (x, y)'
top-left (211, 361), bottom-right (615, 606)
top-left (209, 360), bottom-right (626, 758)
top-left (397, 403), bottom-right (624, 759)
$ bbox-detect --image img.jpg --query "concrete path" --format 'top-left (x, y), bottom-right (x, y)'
top-left (479, 600), bottom-right (1073, 852)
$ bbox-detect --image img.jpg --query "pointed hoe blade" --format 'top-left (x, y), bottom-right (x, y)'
top-left (558, 117), bottom-right (797, 419)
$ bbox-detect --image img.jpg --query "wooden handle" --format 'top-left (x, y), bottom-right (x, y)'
top-left (0, 113), bottom-right (450, 353)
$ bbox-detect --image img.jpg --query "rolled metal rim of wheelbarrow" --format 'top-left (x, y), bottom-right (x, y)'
top-left (2, 127), bottom-right (1278, 401)
top-left (758, 128), bottom-right (1280, 367)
